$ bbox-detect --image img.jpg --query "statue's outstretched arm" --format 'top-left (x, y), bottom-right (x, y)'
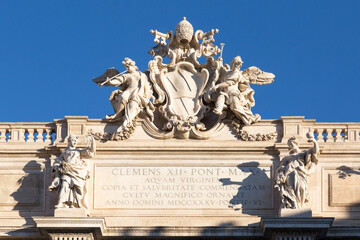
top-left (107, 75), bottom-right (125, 87)
top-left (87, 135), bottom-right (96, 157)
top-left (80, 136), bottom-right (96, 159)
top-left (306, 132), bottom-right (319, 166)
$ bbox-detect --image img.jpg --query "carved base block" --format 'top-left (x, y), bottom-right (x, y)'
top-left (278, 208), bottom-right (312, 218)
top-left (33, 217), bottom-right (105, 239)
top-left (49, 233), bottom-right (94, 240)
top-left (54, 208), bottom-right (88, 217)
top-left (261, 217), bottom-right (334, 240)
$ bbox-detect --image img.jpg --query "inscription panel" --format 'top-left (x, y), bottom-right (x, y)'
top-left (94, 166), bottom-right (272, 210)
top-left (330, 174), bottom-right (360, 207)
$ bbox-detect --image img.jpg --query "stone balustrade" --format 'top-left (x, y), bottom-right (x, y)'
top-left (0, 116), bottom-right (359, 144)
top-left (0, 122), bottom-right (57, 143)
top-left (313, 122), bottom-right (360, 143)
top-left (280, 116), bottom-right (360, 144)
top-left (0, 115), bottom-right (358, 239)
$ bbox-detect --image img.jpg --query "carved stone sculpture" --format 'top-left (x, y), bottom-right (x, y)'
top-left (49, 135), bottom-right (95, 209)
top-left (275, 133), bottom-right (319, 209)
top-left (93, 17), bottom-right (275, 140)
top-left (147, 18), bottom-right (222, 139)
top-left (211, 56), bottom-right (274, 126)
top-left (93, 58), bottom-right (154, 130)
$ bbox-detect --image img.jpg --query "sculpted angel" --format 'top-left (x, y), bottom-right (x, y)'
top-left (49, 135), bottom-right (95, 209)
top-left (275, 133), bottom-right (319, 209)
top-left (211, 56), bottom-right (274, 126)
top-left (93, 58), bottom-right (154, 129)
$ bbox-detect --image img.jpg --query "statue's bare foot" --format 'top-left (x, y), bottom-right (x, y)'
top-left (241, 117), bottom-right (251, 126)
top-left (213, 108), bottom-right (222, 115)
top-left (118, 125), bottom-right (128, 132)
top-left (105, 114), bottom-right (115, 120)
top-left (54, 203), bottom-right (66, 209)
top-left (106, 114), bottom-right (122, 122)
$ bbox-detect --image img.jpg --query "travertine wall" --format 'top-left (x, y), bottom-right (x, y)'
top-left (0, 116), bottom-right (359, 239)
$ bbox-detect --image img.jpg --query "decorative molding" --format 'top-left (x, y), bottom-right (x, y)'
top-left (89, 119), bottom-right (137, 141)
top-left (49, 233), bottom-right (94, 240)
top-left (231, 119), bottom-right (278, 141)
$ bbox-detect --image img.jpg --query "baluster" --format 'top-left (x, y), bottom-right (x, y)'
top-left (20, 129), bottom-right (25, 142)
top-left (45, 129), bottom-right (52, 143)
top-left (341, 129), bottom-right (347, 142)
top-left (6, 130), bottom-right (11, 142)
top-left (0, 129), bottom-right (6, 142)
top-left (325, 129), bottom-right (334, 142)
top-left (27, 129), bottom-right (35, 142)
top-left (36, 129), bottom-right (44, 142)
top-left (315, 128), bottom-right (324, 142)
top-left (334, 129), bottom-right (341, 142)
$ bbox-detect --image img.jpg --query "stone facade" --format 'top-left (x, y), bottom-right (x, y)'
top-left (0, 116), bottom-right (359, 239)
top-left (0, 18), bottom-right (359, 239)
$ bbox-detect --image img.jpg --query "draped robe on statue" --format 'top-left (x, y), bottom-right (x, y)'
top-left (50, 148), bottom-right (94, 208)
top-left (276, 147), bottom-right (319, 209)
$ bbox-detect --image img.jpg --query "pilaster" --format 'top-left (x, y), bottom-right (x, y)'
top-left (65, 116), bottom-right (89, 140)
top-left (280, 116), bottom-right (305, 143)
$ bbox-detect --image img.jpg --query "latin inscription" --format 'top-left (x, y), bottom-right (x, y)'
top-left (94, 166), bottom-right (272, 209)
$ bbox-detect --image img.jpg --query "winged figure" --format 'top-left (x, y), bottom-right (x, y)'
top-left (93, 58), bottom-right (154, 129)
top-left (211, 56), bottom-right (274, 126)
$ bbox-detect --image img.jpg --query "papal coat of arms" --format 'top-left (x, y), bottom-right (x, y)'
top-left (92, 18), bottom-right (275, 140)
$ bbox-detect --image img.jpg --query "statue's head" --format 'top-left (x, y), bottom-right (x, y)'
top-left (287, 136), bottom-right (299, 152)
top-left (122, 58), bottom-right (138, 73)
top-left (231, 56), bottom-right (243, 69)
top-left (175, 17), bottom-right (194, 45)
top-left (68, 135), bottom-right (79, 148)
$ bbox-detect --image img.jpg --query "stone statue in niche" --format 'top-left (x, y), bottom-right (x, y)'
top-left (93, 58), bottom-right (154, 130)
top-left (275, 133), bottom-right (319, 209)
top-left (49, 135), bottom-right (95, 209)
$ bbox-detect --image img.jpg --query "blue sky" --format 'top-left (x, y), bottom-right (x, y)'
top-left (0, 0), bottom-right (359, 123)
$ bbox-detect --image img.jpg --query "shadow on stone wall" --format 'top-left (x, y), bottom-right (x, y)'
top-left (10, 160), bottom-right (44, 226)
top-left (219, 162), bottom-right (272, 216)
top-left (116, 223), bottom-right (264, 239)
top-left (336, 165), bottom-right (360, 179)
top-left (336, 166), bottom-right (360, 211)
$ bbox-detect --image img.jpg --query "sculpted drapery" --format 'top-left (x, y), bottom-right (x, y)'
top-left (94, 58), bottom-right (154, 129)
top-left (212, 56), bottom-right (260, 126)
top-left (49, 135), bottom-right (95, 209)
